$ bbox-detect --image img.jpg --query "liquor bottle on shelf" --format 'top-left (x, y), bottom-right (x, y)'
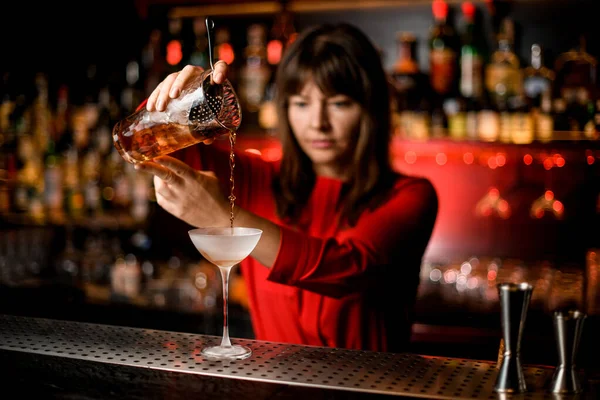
top-left (523, 44), bottom-right (555, 141)
top-left (391, 32), bottom-right (429, 140)
top-left (43, 110), bottom-right (64, 222)
top-left (238, 24), bottom-right (271, 129)
top-left (456, 1), bottom-right (485, 140)
top-left (485, 18), bottom-right (523, 143)
top-left (595, 99), bottom-right (600, 137)
top-left (259, 10), bottom-right (296, 133)
top-left (428, 0), bottom-right (460, 137)
top-left (554, 36), bottom-right (597, 138)
top-left (459, 1), bottom-right (484, 103)
top-left (189, 16), bottom-right (209, 70)
top-left (141, 28), bottom-right (166, 98)
top-left (120, 60), bottom-right (144, 116)
top-left (215, 26), bottom-right (236, 82)
top-left (164, 17), bottom-right (186, 75)
top-left (429, 0), bottom-right (459, 98)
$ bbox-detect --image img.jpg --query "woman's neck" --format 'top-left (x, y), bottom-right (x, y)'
top-left (314, 164), bottom-right (350, 181)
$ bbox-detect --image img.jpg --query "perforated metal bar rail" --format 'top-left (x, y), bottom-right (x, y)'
top-left (0, 314), bottom-right (585, 399)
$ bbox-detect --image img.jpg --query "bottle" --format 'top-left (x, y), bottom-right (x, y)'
top-left (141, 28), bottom-right (166, 98)
top-left (164, 17), bottom-right (186, 74)
top-left (429, 0), bottom-right (460, 137)
top-left (189, 16), bottom-right (209, 69)
top-left (391, 32), bottom-right (429, 139)
top-left (429, 0), bottom-right (459, 97)
top-left (459, 1), bottom-right (484, 101)
top-left (120, 60), bottom-right (144, 116)
top-left (522, 44), bottom-right (555, 141)
top-left (595, 99), bottom-right (600, 137)
top-left (554, 36), bottom-right (597, 138)
top-left (485, 18), bottom-right (522, 142)
top-left (215, 27), bottom-right (236, 83)
top-left (259, 11), bottom-right (296, 133)
top-left (455, 1), bottom-right (484, 140)
top-left (238, 24), bottom-right (271, 128)
top-left (43, 122), bottom-right (64, 221)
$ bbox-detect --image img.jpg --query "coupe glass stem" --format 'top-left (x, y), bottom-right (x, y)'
top-left (218, 266), bottom-right (232, 348)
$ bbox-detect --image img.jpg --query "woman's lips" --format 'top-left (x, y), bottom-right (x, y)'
top-left (311, 140), bottom-right (334, 149)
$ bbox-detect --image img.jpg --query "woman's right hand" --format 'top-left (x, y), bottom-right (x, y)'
top-left (146, 61), bottom-right (229, 112)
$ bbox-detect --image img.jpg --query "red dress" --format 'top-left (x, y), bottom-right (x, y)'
top-left (179, 144), bottom-right (438, 352)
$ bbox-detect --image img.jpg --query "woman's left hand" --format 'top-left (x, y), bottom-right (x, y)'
top-left (134, 155), bottom-right (231, 228)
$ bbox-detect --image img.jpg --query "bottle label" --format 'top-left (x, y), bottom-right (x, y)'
top-left (460, 53), bottom-right (483, 98)
top-left (430, 49), bottom-right (456, 95)
top-left (478, 110), bottom-right (500, 142)
top-left (485, 64), bottom-right (522, 96)
top-left (536, 113), bottom-right (554, 141)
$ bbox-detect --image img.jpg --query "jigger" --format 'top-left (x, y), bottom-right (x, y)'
top-left (494, 282), bottom-right (533, 393)
top-left (550, 310), bottom-right (586, 394)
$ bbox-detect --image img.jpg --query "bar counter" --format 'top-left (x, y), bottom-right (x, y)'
top-left (1, 314), bottom-right (597, 399)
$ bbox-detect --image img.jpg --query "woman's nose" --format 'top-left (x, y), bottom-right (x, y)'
top-left (309, 102), bottom-right (330, 131)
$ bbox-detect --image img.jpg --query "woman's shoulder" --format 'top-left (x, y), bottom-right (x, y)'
top-left (389, 173), bottom-right (438, 204)
top-left (392, 172), bottom-right (435, 191)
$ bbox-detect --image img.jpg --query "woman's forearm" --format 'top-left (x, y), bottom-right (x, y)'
top-left (233, 207), bottom-right (281, 268)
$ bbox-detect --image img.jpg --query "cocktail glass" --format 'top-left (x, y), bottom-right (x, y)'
top-left (188, 227), bottom-right (262, 360)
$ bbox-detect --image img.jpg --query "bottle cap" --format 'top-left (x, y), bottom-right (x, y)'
top-left (462, 2), bottom-right (476, 20)
top-left (432, 0), bottom-right (449, 20)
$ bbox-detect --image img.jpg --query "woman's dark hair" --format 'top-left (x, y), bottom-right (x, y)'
top-left (273, 23), bottom-right (395, 227)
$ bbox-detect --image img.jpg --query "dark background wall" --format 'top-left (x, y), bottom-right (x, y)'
top-left (1, 1), bottom-right (598, 87)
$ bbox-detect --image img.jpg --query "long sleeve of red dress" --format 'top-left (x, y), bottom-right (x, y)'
top-left (179, 143), bottom-right (438, 353)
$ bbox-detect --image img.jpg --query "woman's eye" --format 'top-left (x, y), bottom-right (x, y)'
top-left (291, 101), bottom-right (308, 108)
top-left (330, 100), bottom-right (352, 108)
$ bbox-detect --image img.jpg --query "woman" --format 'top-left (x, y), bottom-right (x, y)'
top-left (136, 23), bottom-right (438, 353)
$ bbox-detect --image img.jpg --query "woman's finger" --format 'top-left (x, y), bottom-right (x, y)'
top-left (169, 65), bottom-right (204, 98)
top-left (135, 161), bottom-right (183, 186)
top-left (154, 72), bottom-right (181, 111)
top-left (146, 82), bottom-right (163, 111)
top-left (153, 175), bottom-right (175, 198)
top-left (153, 156), bottom-right (196, 181)
top-left (213, 60), bottom-right (228, 84)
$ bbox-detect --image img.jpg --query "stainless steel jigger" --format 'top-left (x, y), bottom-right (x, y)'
top-left (550, 309), bottom-right (586, 394)
top-left (494, 282), bottom-right (533, 394)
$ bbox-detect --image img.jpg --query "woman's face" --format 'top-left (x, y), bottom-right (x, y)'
top-left (287, 80), bottom-right (362, 179)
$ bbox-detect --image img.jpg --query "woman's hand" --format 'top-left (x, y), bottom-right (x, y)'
top-left (145, 62), bottom-right (229, 145)
top-left (134, 155), bottom-right (232, 228)
top-left (145, 61), bottom-right (229, 112)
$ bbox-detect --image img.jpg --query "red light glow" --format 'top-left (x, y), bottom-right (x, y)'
top-left (436, 153), bottom-right (447, 165)
top-left (405, 151), bottom-right (417, 164)
top-left (217, 43), bottom-right (235, 65)
top-left (267, 40), bottom-right (283, 65)
top-left (261, 147), bottom-right (282, 162)
top-left (166, 40), bottom-right (183, 66)
top-left (463, 152), bottom-right (474, 164)
top-left (553, 200), bottom-right (564, 213)
top-left (496, 153), bottom-right (506, 167)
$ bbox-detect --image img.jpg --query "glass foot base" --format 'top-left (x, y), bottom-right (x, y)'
top-left (201, 344), bottom-right (252, 360)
